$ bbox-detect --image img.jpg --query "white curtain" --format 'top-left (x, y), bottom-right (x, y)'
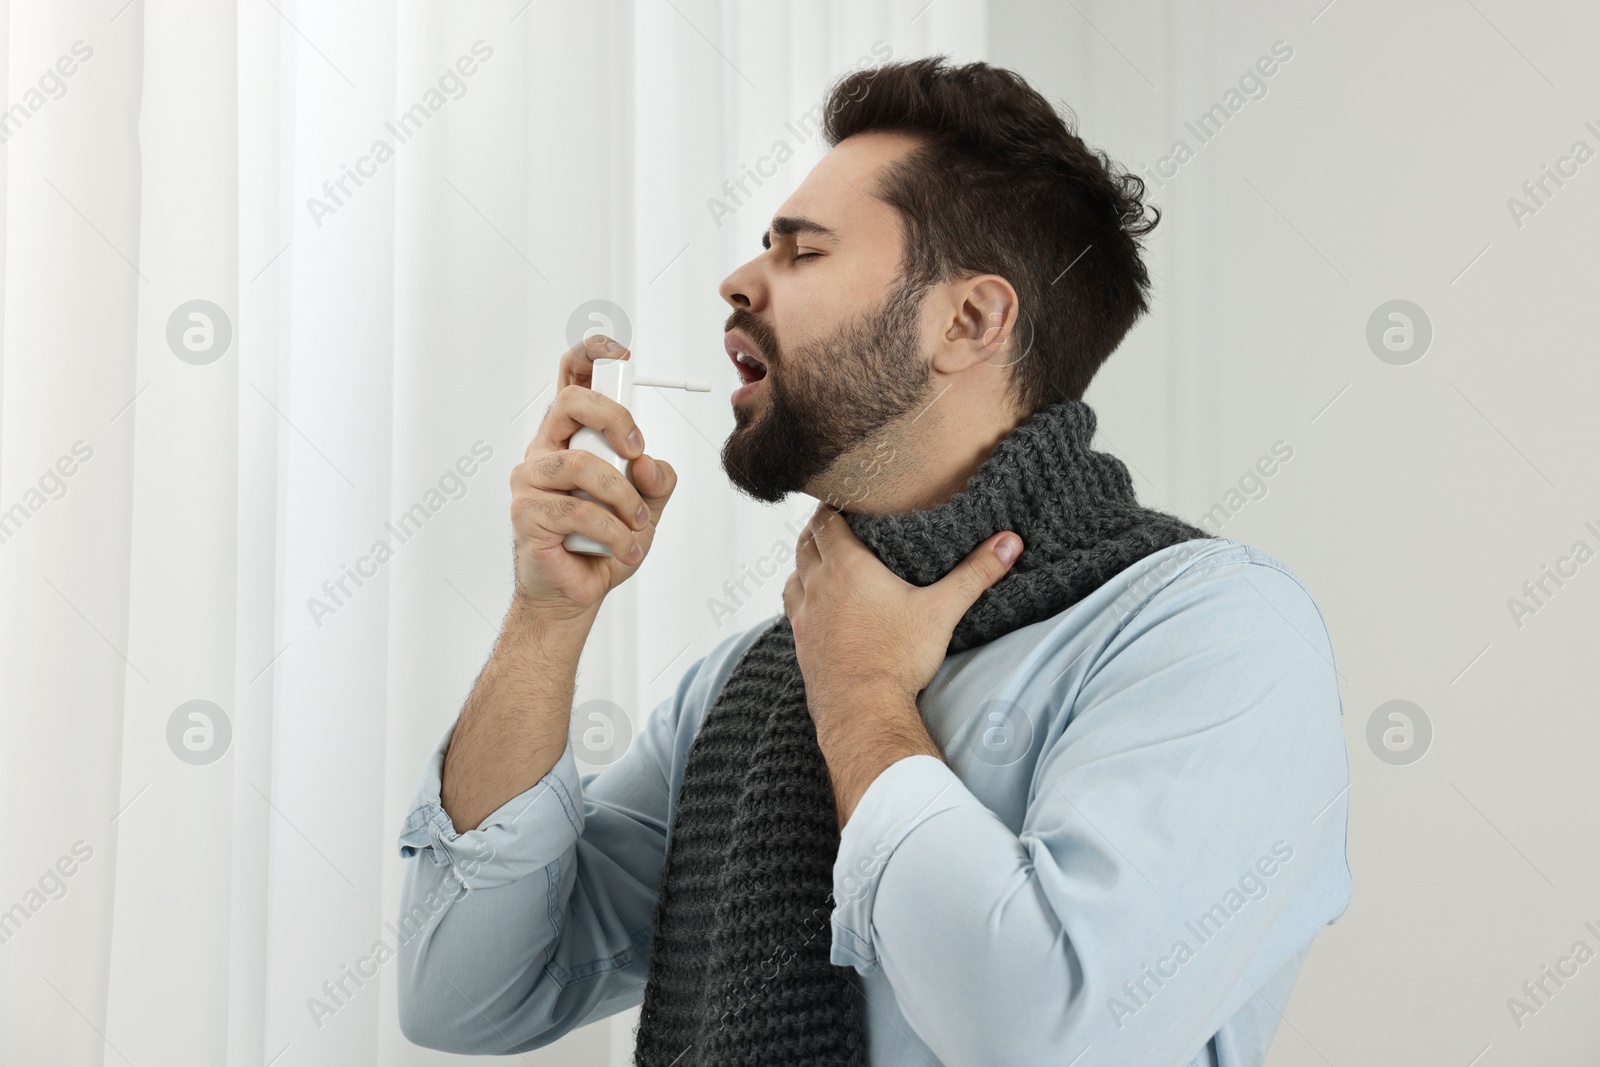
top-left (0, 2), bottom-right (988, 1064)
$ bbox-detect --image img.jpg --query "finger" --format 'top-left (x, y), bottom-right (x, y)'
top-left (795, 504), bottom-right (832, 568)
top-left (795, 521), bottom-right (820, 573)
top-left (628, 454), bottom-right (677, 526)
top-left (513, 490), bottom-right (643, 563)
top-left (798, 502), bottom-right (837, 557)
top-left (518, 450), bottom-right (652, 532)
top-left (818, 505), bottom-right (866, 556)
top-left (530, 383), bottom-right (644, 467)
top-left (559, 334), bottom-right (630, 390)
top-left (928, 532), bottom-right (1022, 630)
top-left (604, 502), bottom-right (665, 576)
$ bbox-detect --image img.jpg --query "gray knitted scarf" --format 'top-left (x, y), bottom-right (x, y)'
top-left (632, 398), bottom-right (1209, 1066)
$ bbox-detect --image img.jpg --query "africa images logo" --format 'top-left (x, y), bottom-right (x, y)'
top-left (305, 41), bottom-right (494, 229)
top-left (305, 442), bottom-right (493, 628)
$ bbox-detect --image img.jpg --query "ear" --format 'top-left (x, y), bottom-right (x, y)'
top-left (931, 275), bottom-right (1020, 375)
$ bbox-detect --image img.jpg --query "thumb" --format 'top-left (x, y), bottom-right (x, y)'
top-left (930, 532), bottom-right (1022, 629)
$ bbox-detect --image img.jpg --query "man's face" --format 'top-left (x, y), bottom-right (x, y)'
top-left (717, 132), bottom-right (937, 504)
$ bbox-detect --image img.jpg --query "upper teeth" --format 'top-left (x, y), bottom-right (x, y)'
top-left (736, 352), bottom-right (760, 366)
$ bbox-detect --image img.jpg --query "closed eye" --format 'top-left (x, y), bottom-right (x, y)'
top-left (794, 252), bottom-right (821, 261)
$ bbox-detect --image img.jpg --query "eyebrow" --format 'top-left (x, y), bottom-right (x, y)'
top-left (761, 215), bottom-right (839, 250)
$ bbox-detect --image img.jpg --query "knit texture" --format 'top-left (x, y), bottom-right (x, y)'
top-left (632, 398), bottom-right (1210, 1066)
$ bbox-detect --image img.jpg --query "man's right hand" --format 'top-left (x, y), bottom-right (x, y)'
top-left (440, 335), bottom-right (680, 834)
top-left (510, 334), bottom-right (678, 622)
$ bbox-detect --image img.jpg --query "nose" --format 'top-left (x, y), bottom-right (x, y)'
top-left (719, 254), bottom-right (767, 313)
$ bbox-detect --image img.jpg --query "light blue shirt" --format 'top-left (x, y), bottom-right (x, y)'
top-left (395, 538), bottom-right (1353, 1066)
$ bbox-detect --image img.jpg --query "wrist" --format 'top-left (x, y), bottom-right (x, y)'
top-left (813, 688), bottom-right (931, 757)
top-left (826, 724), bottom-right (942, 828)
top-left (507, 593), bottom-right (595, 651)
top-left (812, 682), bottom-right (915, 732)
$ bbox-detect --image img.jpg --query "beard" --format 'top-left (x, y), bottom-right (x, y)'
top-left (720, 278), bottom-right (934, 505)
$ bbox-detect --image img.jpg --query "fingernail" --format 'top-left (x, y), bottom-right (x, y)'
top-left (634, 502), bottom-right (649, 526)
top-left (605, 340), bottom-right (623, 353)
top-left (628, 541), bottom-right (643, 562)
top-left (626, 429), bottom-right (642, 452)
top-left (995, 536), bottom-right (1020, 565)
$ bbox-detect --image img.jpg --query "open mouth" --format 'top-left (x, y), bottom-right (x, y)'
top-left (733, 351), bottom-right (768, 385)
top-left (726, 332), bottom-right (770, 394)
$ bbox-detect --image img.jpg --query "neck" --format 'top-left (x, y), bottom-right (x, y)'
top-left (812, 396), bottom-right (1029, 516)
top-left (838, 397), bottom-right (1210, 653)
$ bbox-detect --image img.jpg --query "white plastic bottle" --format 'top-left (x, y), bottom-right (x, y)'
top-left (565, 357), bottom-right (709, 556)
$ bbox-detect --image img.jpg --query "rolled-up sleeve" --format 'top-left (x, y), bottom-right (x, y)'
top-left (397, 726), bottom-right (586, 889)
top-left (395, 650), bottom-right (706, 1054)
top-left (829, 556), bottom-right (1354, 1067)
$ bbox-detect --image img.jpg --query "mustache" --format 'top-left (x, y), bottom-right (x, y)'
top-left (725, 310), bottom-right (779, 367)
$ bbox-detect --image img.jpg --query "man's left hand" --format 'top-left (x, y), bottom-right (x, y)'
top-left (783, 502), bottom-right (1022, 822)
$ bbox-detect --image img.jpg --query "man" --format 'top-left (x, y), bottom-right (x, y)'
top-left (397, 57), bottom-right (1351, 1067)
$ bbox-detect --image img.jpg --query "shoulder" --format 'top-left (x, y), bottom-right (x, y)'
top-left (1083, 538), bottom-right (1341, 699)
top-left (1058, 541), bottom-right (1350, 843)
top-left (1108, 538), bottom-right (1330, 639)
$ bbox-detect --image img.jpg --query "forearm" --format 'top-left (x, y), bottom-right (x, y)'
top-left (441, 594), bottom-right (594, 832)
top-left (814, 690), bottom-right (943, 829)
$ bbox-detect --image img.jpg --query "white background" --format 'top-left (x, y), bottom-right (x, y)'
top-left (0, 1), bottom-right (1595, 1064)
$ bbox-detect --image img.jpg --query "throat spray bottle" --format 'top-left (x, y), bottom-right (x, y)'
top-left (565, 357), bottom-right (710, 556)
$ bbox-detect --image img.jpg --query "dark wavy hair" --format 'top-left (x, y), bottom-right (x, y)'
top-left (822, 56), bottom-right (1158, 409)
